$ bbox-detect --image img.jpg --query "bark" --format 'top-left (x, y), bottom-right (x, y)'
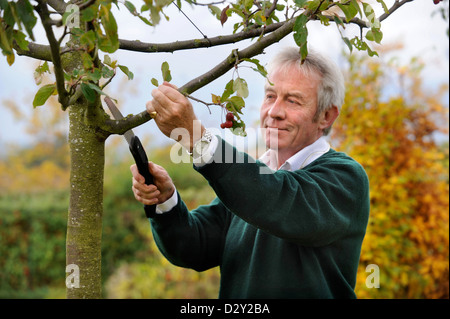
top-left (66, 101), bottom-right (107, 298)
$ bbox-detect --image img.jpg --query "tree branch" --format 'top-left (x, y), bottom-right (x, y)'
top-left (103, 18), bottom-right (296, 135)
top-left (14, 41), bottom-right (52, 61)
top-left (46, 0), bottom-right (67, 15)
top-left (183, 19), bottom-right (295, 95)
top-left (118, 21), bottom-right (285, 53)
top-left (264, 0), bottom-right (278, 19)
top-left (378, 0), bottom-right (414, 22)
top-left (316, 0), bottom-right (415, 28)
top-left (101, 108), bottom-right (154, 135)
top-left (36, 0), bottom-right (69, 108)
top-left (47, 0), bottom-right (96, 15)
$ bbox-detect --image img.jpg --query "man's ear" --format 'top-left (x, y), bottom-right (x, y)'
top-left (319, 105), bottom-right (339, 131)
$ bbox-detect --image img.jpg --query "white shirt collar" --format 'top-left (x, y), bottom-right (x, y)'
top-left (259, 136), bottom-right (331, 171)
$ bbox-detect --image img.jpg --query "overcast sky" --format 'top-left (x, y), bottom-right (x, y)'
top-left (0, 0), bottom-right (449, 152)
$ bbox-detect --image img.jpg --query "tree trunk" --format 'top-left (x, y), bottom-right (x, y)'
top-left (66, 102), bottom-right (106, 298)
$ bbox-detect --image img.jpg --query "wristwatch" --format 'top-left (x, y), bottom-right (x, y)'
top-left (192, 129), bottom-right (212, 158)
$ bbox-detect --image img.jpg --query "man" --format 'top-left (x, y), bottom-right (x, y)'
top-left (131, 47), bottom-right (370, 298)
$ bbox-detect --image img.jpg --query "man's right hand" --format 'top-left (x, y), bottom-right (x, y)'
top-left (131, 162), bottom-right (175, 206)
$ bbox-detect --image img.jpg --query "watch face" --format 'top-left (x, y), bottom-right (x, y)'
top-left (195, 140), bottom-right (208, 155)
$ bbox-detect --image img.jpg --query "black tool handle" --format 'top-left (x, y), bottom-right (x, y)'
top-left (129, 136), bottom-right (156, 218)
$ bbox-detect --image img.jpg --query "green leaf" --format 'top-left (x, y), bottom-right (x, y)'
top-left (351, 0), bottom-right (363, 18)
top-left (98, 36), bottom-right (118, 53)
top-left (363, 3), bottom-right (379, 28)
top-left (101, 66), bottom-right (114, 79)
top-left (151, 78), bottom-right (159, 87)
top-left (81, 6), bottom-right (97, 22)
top-left (86, 83), bottom-right (108, 97)
top-left (294, 0), bottom-right (308, 8)
top-left (138, 15), bottom-right (153, 26)
top-left (306, 0), bottom-right (321, 12)
top-left (33, 84), bottom-right (56, 108)
top-left (293, 14), bottom-right (308, 43)
top-left (36, 61), bottom-right (50, 74)
top-left (79, 30), bottom-right (96, 52)
top-left (2, 1), bottom-right (18, 27)
top-left (100, 5), bottom-right (118, 37)
top-left (365, 30), bottom-right (374, 42)
top-left (81, 52), bottom-right (94, 70)
top-left (161, 61), bottom-right (172, 82)
top-left (233, 77), bottom-right (249, 98)
top-left (86, 68), bottom-right (102, 82)
top-left (150, 6), bottom-right (161, 25)
top-left (243, 58), bottom-right (267, 77)
top-left (98, 4), bottom-right (119, 53)
top-left (211, 94), bottom-right (221, 104)
top-left (376, 0), bottom-right (389, 14)
top-left (342, 37), bottom-right (353, 52)
top-left (16, 0), bottom-right (37, 41)
top-left (336, 2), bottom-right (359, 22)
top-left (319, 0), bottom-right (331, 11)
top-left (118, 65), bottom-right (134, 80)
top-left (80, 82), bottom-right (96, 103)
top-left (124, 1), bottom-right (138, 15)
top-left (293, 14), bottom-right (308, 61)
top-left (208, 5), bottom-right (221, 19)
top-left (365, 29), bottom-right (382, 44)
top-left (227, 96), bottom-right (245, 114)
top-left (13, 30), bottom-right (28, 51)
top-left (0, 0), bottom-right (8, 10)
top-left (221, 79), bottom-right (235, 102)
top-left (0, 22), bottom-right (13, 55)
top-left (372, 28), bottom-right (383, 44)
top-left (103, 55), bottom-right (112, 66)
top-left (350, 37), bottom-right (378, 57)
top-left (6, 53), bottom-right (15, 66)
top-left (299, 43), bottom-right (308, 63)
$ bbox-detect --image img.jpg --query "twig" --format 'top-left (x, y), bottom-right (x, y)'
top-left (35, 0), bottom-right (69, 108)
top-left (118, 22), bottom-right (285, 53)
top-left (103, 18), bottom-right (296, 135)
top-left (100, 68), bottom-right (116, 90)
top-left (185, 94), bottom-right (223, 114)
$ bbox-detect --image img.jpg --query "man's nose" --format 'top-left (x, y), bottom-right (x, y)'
top-left (268, 98), bottom-right (285, 119)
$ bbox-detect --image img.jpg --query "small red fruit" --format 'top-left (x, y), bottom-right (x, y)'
top-left (224, 120), bottom-right (233, 128)
top-left (226, 112), bottom-right (234, 121)
top-left (433, 0), bottom-right (441, 4)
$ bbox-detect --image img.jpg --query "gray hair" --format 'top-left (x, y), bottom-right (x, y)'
top-left (267, 47), bottom-right (345, 135)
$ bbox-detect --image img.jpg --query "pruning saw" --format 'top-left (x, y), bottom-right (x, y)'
top-left (104, 97), bottom-right (156, 218)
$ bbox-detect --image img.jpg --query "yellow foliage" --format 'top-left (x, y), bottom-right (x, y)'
top-left (332, 53), bottom-right (449, 298)
top-left (0, 140), bottom-right (70, 194)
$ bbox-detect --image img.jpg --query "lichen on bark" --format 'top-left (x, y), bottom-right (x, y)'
top-left (66, 102), bottom-right (106, 298)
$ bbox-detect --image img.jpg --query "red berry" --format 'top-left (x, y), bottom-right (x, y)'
top-left (433, 0), bottom-right (441, 4)
top-left (224, 120), bottom-right (233, 128)
top-left (220, 122), bottom-right (226, 129)
top-left (226, 112), bottom-right (234, 121)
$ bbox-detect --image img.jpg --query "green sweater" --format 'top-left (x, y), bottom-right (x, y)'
top-left (150, 138), bottom-right (370, 298)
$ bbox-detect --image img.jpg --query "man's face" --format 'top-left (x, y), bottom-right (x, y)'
top-left (260, 67), bottom-right (323, 159)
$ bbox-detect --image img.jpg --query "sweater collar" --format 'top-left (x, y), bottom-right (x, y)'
top-left (259, 136), bottom-right (331, 171)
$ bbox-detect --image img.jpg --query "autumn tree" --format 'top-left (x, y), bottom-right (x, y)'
top-left (1, 0), bottom-right (417, 298)
top-left (332, 52), bottom-right (449, 298)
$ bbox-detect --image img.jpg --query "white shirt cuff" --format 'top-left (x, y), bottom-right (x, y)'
top-left (155, 188), bottom-right (178, 214)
